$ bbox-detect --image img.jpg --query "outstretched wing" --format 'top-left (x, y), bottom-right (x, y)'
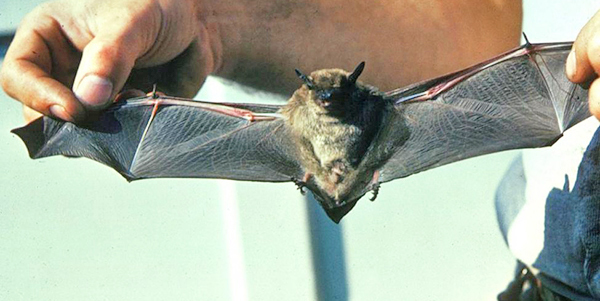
top-left (12, 96), bottom-right (303, 182)
top-left (379, 41), bottom-right (590, 182)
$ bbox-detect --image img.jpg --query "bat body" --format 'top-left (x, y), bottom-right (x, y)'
top-left (12, 41), bottom-right (591, 222)
top-left (281, 63), bottom-right (390, 218)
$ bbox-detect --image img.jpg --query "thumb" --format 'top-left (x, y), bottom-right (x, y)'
top-left (73, 30), bottom-right (145, 110)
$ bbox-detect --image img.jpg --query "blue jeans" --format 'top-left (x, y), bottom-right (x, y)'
top-left (496, 126), bottom-right (600, 300)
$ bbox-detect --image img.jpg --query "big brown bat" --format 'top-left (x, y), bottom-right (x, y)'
top-left (281, 62), bottom-right (388, 218)
top-left (12, 41), bottom-right (591, 222)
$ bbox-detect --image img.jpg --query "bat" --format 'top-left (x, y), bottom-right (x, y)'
top-left (11, 39), bottom-right (591, 223)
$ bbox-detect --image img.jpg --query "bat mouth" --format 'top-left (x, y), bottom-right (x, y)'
top-left (315, 98), bottom-right (334, 108)
top-left (315, 88), bottom-right (348, 110)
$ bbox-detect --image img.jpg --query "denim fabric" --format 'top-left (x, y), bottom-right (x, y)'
top-left (0, 34), bottom-right (11, 58)
top-left (497, 126), bottom-right (600, 300)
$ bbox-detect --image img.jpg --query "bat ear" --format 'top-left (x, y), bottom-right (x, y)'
top-left (295, 69), bottom-right (315, 90)
top-left (348, 61), bottom-right (365, 84)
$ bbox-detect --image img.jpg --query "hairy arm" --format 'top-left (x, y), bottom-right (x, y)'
top-left (213, 0), bottom-right (522, 93)
top-left (0, 0), bottom-right (522, 121)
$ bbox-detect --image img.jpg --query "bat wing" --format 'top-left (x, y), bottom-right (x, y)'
top-left (12, 96), bottom-right (303, 182)
top-left (379, 41), bottom-right (590, 182)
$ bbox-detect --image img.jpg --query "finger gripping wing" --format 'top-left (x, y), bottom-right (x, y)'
top-left (12, 96), bottom-right (302, 182)
top-left (380, 42), bottom-right (590, 181)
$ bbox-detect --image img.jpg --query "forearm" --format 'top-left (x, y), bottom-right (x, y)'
top-left (0, 0), bottom-right (521, 122)
top-left (204, 0), bottom-right (523, 94)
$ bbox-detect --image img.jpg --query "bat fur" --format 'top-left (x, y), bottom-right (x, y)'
top-left (12, 41), bottom-right (591, 222)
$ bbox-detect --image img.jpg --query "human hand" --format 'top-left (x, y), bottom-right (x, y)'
top-left (0, 0), bottom-right (218, 122)
top-left (567, 10), bottom-right (600, 120)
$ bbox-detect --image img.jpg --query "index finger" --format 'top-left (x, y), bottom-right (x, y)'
top-left (0, 15), bottom-right (85, 122)
top-left (568, 10), bottom-right (600, 83)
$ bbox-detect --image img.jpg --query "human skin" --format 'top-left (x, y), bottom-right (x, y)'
top-left (0, 0), bottom-right (522, 122)
top-left (568, 10), bottom-right (600, 120)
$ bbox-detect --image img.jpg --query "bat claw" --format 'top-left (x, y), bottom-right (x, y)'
top-left (298, 187), bottom-right (306, 195)
top-left (369, 170), bottom-right (381, 201)
top-left (291, 177), bottom-right (307, 195)
top-left (146, 84), bottom-right (166, 99)
top-left (369, 183), bottom-right (380, 202)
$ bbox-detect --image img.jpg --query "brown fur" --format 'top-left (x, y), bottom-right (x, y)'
top-left (280, 67), bottom-right (390, 206)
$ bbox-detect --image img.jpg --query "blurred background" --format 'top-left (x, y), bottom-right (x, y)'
top-left (1, 1), bottom-right (599, 300)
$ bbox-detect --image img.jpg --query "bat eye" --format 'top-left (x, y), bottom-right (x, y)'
top-left (317, 90), bottom-right (332, 100)
top-left (317, 89), bottom-right (345, 101)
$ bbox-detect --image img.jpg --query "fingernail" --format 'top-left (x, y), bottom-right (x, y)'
top-left (566, 50), bottom-right (577, 79)
top-left (75, 75), bottom-right (113, 108)
top-left (49, 105), bottom-right (74, 122)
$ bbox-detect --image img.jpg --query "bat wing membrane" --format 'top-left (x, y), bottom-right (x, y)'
top-left (379, 42), bottom-right (590, 182)
top-left (12, 97), bottom-right (302, 182)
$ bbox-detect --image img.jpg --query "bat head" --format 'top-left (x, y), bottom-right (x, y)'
top-left (294, 62), bottom-right (367, 115)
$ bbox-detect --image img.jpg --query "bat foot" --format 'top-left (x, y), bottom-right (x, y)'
top-left (298, 186), bottom-right (307, 195)
top-left (369, 183), bottom-right (380, 202)
top-left (291, 178), bottom-right (307, 195)
top-left (291, 174), bottom-right (311, 195)
top-left (369, 170), bottom-right (380, 201)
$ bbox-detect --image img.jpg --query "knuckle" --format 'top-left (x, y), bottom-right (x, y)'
top-left (113, 3), bottom-right (161, 52)
top-left (122, 1), bottom-right (157, 23)
top-left (91, 42), bottom-right (121, 61)
top-left (29, 93), bottom-right (50, 112)
top-left (0, 62), bottom-right (16, 96)
top-left (23, 2), bottom-right (54, 25)
top-left (586, 35), bottom-right (600, 64)
top-left (24, 4), bottom-right (45, 22)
